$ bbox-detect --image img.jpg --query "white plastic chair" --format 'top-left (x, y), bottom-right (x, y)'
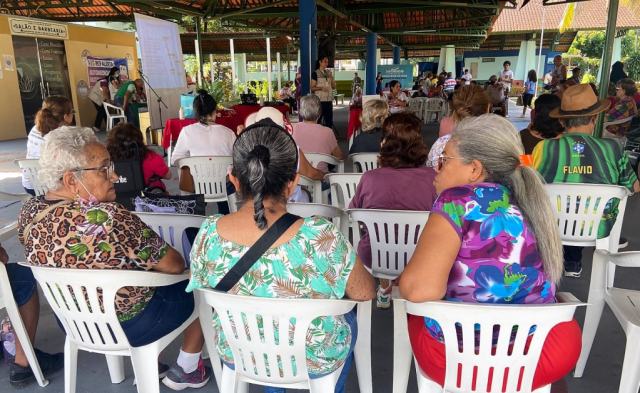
top-left (408, 99), bottom-right (425, 121)
top-left (0, 191), bottom-right (31, 243)
top-left (325, 173), bottom-right (363, 246)
top-left (133, 212), bottom-right (205, 262)
top-left (286, 203), bottom-right (348, 238)
top-left (304, 152), bottom-right (345, 173)
top-left (423, 98), bottom-right (445, 124)
top-left (176, 156), bottom-right (234, 206)
top-left (349, 153), bottom-right (379, 173)
top-left (574, 250), bottom-right (640, 392)
top-left (297, 175), bottom-right (326, 204)
top-left (103, 102), bottom-right (126, 130)
top-left (14, 159), bottom-right (47, 196)
top-left (23, 264), bottom-right (218, 393)
top-left (0, 266), bottom-right (48, 387)
top-left (196, 288), bottom-right (360, 393)
top-left (394, 290), bottom-right (584, 393)
top-left (362, 95), bottom-right (383, 106)
top-left (604, 115), bottom-right (634, 137)
top-left (545, 183), bottom-right (631, 286)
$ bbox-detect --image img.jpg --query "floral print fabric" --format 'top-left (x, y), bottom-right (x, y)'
top-left (18, 197), bottom-right (169, 322)
top-left (186, 215), bottom-right (356, 375)
top-left (426, 183), bottom-right (556, 341)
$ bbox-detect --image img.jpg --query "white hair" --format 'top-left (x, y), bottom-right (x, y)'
top-left (38, 126), bottom-right (99, 190)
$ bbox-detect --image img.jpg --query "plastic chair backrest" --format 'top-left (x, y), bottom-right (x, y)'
top-left (362, 95), bottom-right (382, 106)
top-left (325, 173), bottom-right (363, 210)
top-left (195, 288), bottom-right (356, 385)
top-left (286, 203), bottom-right (348, 237)
top-left (0, 191), bottom-right (31, 203)
top-left (297, 175), bottom-right (323, 203)
top-left (304, 152), bottom-right (345, 173)
top-left (133, 212), bottom-right (205, 261)
top-left (25, 264), bottom-right (186, 352)
top-left (347, 209), bottom-right (429, 279)
top-left (103, 102), bottom-right (124, 115)
top-left (425, 97), bottom-right (445, 111)
top-left (349, 153), bottom-right (379, 173)
top-left (603, 115), bottom-right (634, 129)
top-left (545, 183), bottom-right (631, 251)
top-left (14, 159), bottom-right (47, 196)
top-left (401, 296), bottom-right (581, 393)
top-left (176, 156), bottom-right (232, 202)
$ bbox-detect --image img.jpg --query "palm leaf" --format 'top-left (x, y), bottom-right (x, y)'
top-left (311, 228), bottom-right (336, 254)
top-left (558, 2), bottom-right (576, 33)
top-left (273, 278), bottom-right (302, 297)
top-left (324, 269), bottom-right (338, 286)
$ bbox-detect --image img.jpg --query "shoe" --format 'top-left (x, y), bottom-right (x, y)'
top-left (619, 237), bottom-right (629, 249)
top-left (159, 362), bottom-right (170, 378)
top-left (162, 358), bottom-right (211, 391)
top-left (564, 261), bottom-right (582, 278)
top-left (92, 127), bottom-right (100, 133)
top-left (9, 349), bottom-right (64, 389)
top-left (376, 286), bottom-right (391, 309)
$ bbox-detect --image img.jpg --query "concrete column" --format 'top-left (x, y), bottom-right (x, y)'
top-left (209, 54), bottom-right (214, 81)
top-left (598, 36), bottom-right (623, 83)
top-left (514, 40), bottom-right (537, 81)
top-left (376, 48), bottom-right (381, 66)
top-left (311, 13), bottom-right (317, 69)
top-left (267, 38), bottom-right (272, 101)
top-left (299, 0), bottom-right (316, 95)
top-left (242, 53), bottom-right (248, 93)
top-left (277, 52), bottom-right (282, 92)
top-left (438, 45), bottom-right (455, 77)
top-left (195, 17), bottom-right (203, 85)
top-left (366, 33), bottom-right (377, 95)
top-left (393, 47), bottom-right (401, 65)
top-left (229, 39), bottom-right (235, 83)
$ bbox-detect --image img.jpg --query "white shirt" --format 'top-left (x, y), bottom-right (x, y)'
top-left (499, 70), bottom-right (514, 87)
top-left (171, 122), bottom-right (236, 165)
top-left (388, 91), bottom-right (408, 114)
top-left (463, 72), bottom-right (472, 81)
top-left (22, 127), bottom-right (45, 189)
top-left (280, 87), bottom-right (293, 98)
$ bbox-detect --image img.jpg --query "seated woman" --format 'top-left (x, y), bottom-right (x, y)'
top-left (428, 85), bottom-right (490, 167)
top-left (23, 96), bottom-right (74, 196)
top-left (279, 82), bottom-right (297, 111)
top-left (186, 120), bottom-right (375, 393)
top-left (604, 78), bottom-right (638, 139)
top-left (387, 80), bottom-right (408, 114)
top-left (349, 112), bottom-right (437, 308)
top-left (18, 127), bottom-right (212, 391)
top-left (292, 94), bottom-right (343, 173)
top-left (105, 122), bottom-right (172, 192)
top-left (519, 94), bottom-right (564, 154)
top-left (350, 99), bottom-right (388, 154)
top-left (352, 86), bottom-right (363, 109)
top-left (399, 115), bottom-right (581, 390)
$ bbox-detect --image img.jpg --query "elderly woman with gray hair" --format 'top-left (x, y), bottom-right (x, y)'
top-left (292, 94), bottom-right (342, 173)
top-left (396, 114), bottom-right (582, 390)
top-left (17, 127), bottom-right (212, 391)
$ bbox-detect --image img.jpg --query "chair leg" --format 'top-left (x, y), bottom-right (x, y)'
top-left (414, 358), bottom-right (442, 393)
top-left (354, 301), bottom-right (373, 393)
top-left (532, 384), bottom-right (552, 393)
top-left (4, 298), bottom-right (48, 387)
top-left (618, 327), bottom-right (640, 393)
top-left (393, 300), bottom-right (413, 393)
top-left (221, 364), bottom-right (237, 393)
top-left (64, 339), bottom-right (79, 393)
top-left (129, 346), bottom-right (160, 393)
top-left (105, 355), bottom-right (125, 384)
top-left (308, 365), bottom-right (343, 393)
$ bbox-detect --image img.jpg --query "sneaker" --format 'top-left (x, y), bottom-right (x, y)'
top-left (619, 237), bottom-right (629, 249)
top-left (92, 127), bottom-right (100, 133)
top-left (9, 349), bottom-right (64, 389)
top-left (376, 286), bottom-right (391, 309)
top-left (564, 261), bottom-right (583, 278)
top-left (162, 358), bottom-right (211, 391)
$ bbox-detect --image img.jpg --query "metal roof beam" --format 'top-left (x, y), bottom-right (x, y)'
top-left (133, 1), bottom-right (205, 17)
top-left (0, 0), bottom-right (95, 10)
top-left (182, 35), bottom-right (278, 40)
top-left (345, 0), bottom-right (514, 10)
top-left (111, 1), bottom-right (183, 18)
top-left (384, 29), bottom-right (488, 37)
top-left (208, 0), bottom-right (297, 20)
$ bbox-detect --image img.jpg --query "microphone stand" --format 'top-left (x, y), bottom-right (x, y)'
top-left (137, 69), bottom-right (167, 154)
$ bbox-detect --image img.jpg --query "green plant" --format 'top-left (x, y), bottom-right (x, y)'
top-left (581, 73), bottom-right (597, 84)
top-left (510, 87), bottom-right (524, 97)
top-left (627, 52), bottom-right (640, 82)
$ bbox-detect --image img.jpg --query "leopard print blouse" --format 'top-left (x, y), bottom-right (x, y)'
top-left (18, 196), bottom-right (169, 322)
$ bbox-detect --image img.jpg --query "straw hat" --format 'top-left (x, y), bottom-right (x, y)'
top-left (549, 84), bottom-right (611, 118)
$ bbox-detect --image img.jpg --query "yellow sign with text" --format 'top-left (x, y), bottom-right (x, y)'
top-left (9, 18), bottom-right (68, 40)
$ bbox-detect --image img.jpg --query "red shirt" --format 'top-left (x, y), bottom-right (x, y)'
top-left (143, 150), bottom-right (170, 190)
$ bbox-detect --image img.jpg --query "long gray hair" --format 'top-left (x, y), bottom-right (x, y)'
top-left (232, 120), bottom-right (298, 229)
top-left (450, 114), bottom-right (563, 284)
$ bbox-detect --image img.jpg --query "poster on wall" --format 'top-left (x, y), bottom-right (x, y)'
top-left (87, 56), bottom-right (129, 88)
top-left (377, 65), bottom-right (414, 85)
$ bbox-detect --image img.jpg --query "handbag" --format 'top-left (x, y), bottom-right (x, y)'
top-left (516, 94), bottom-right (524, 107)
top-left (214, 213), bottom-right (300, 292)
top-left (179, 166), bottom-right (196, 193)
top-left (133, 194), bottom-right (206, 215)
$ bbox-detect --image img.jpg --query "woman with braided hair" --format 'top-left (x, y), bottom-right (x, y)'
top-left (187, 119), bottom-right (375, 393)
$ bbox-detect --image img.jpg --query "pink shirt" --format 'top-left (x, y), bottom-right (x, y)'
top-left (439, 117), bottom-right (455, 137)
top-left (292, 122), bottom-right (339, 172)
top-left (143, 150), bottom-right (170, 190)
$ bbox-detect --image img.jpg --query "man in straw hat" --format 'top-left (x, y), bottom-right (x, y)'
top-left (532, 84), bottom-right (640, 278)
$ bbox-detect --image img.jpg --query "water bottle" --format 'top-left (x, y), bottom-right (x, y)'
top-left (179, 107), bottom-right (185, 120)
top-left (1, 317), bottom-right (15, 365)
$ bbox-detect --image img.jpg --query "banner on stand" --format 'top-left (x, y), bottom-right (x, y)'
top-left (376, 64), bottom-right (414, 85)
top-left (87, 56), bottom-right (129, 87)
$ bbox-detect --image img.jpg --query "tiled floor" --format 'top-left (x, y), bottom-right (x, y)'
top-left (0, 100), bottom-right (634, 392)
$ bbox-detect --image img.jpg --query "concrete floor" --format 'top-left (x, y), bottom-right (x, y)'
top-left (0, 100), bottom-right (636, 392)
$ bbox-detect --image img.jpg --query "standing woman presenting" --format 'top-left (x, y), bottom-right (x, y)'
top-left (311, 56), bottom-right (337, 129)
top-left (376, 72), bottom-right (384, 94)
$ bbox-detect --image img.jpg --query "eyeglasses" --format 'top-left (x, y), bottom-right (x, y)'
top-left (437, 154), bottom-right (464, 171)
top-left (70, 161), bottom-right (115, 178)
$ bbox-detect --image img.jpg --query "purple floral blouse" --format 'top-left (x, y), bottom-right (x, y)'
top-left (425, 183), bottom-right (556, 341)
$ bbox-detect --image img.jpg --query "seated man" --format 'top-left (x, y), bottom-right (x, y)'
top-left (1, 243), bottom-right (64, 388)
top-left (533, 84), bottom-right (640, 277)
top-left (486, 75), bottom-right (508, 117)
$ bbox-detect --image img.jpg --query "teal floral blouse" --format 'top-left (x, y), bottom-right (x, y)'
top-left (186, 215), bottom-right (357, 375)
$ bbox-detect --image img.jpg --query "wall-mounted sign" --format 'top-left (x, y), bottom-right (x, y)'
top-left (9, 18), bottom-right (69, 40)
top-left (481, 58), bottom-right (495, 63)
top-left (87, 56), bottom-right (129, 88)
top-left (81, 49), bottom-right (91, 67)
top-left (77, 80), bottom-right (89, 99)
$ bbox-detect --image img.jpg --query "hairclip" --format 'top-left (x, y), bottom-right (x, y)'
top-left (517, 154), bottom-right (534, 168)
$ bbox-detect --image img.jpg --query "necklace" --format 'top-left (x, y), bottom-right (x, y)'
top-left (203, 118), bottom-right (216, 123)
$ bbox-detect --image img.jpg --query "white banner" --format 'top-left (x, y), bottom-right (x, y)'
top-left (134, 13), bottom-right (187, 131)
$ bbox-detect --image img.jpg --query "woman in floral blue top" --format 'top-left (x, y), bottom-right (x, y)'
top-left (397, 115), bottom-right (582, 390)
top-left (187, 119), bottom-right (375, 393)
